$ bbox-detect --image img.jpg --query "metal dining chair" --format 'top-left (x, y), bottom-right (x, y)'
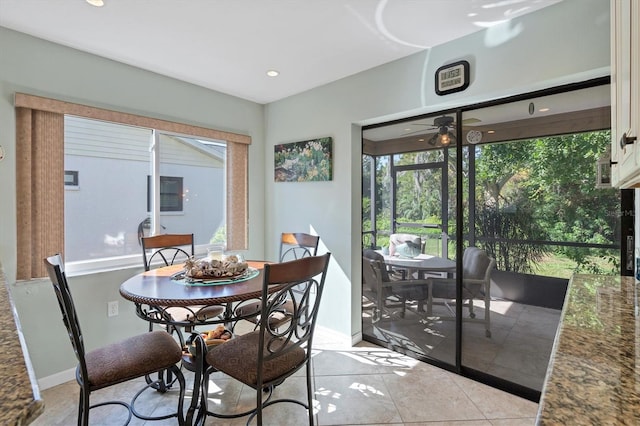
top-left (43, 254), bottom-right (186, 426)
top-left (233, 232), bottom-right (320, 330)
top-left (141, 234), bottom-right (225, 392)
top-left (193, 253), bottom-right (331, 425)
top-left (141, 234), bottom-right (225, 339)
top-left (279, 232), bottom-right (320, 261)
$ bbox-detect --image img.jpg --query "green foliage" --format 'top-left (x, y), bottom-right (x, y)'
top-left (472, 131), bottom-right (618, 275)
top-left (476, 206), bottom-right (546, 273)
top-left (362, 129), bottom-right (618, 277)
top-left (210, 225), bottom-right (226, 245)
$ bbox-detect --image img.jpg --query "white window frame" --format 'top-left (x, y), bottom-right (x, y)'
top-left (65, 126), bottom-right (228, 276)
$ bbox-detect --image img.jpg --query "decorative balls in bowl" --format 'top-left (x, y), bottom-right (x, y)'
top-left (188, 325), bottom-right (232, 355)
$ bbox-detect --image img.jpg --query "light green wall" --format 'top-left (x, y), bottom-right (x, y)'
top-left (263, 0), bottom-right (610, 338)
top-left (0, 0), bottom-right (610, 385)
top-left (0, 27), bottom-right (266, 380)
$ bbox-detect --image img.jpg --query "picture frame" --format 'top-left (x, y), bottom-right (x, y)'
top-left (274, 137), bottom-right (333, 182)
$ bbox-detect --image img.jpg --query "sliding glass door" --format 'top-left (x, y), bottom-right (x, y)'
top-left (361, 79), bottom-right (617, 400)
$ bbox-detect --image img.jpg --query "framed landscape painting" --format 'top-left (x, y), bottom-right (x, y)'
top-left (274, 137), bottom-right (333, 182)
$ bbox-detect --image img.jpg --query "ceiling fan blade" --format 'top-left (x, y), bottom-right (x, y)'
top-left (403, 127), bottom-right (436, 136)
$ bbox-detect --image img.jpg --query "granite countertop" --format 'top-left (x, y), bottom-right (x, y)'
top-left (0, 263), bottom-right (44, 425)
top-left (537, 274), bottom-right (640, 425)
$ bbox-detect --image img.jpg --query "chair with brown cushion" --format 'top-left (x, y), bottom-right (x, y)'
top-left (141, 234), bottom-right (224, 339)
top-left (362, 249), bottom-right (431, 322)
top-left (43, 254), bottom-right (186, 426)
top-left (233, 232), bottom-right (320, 330)
top-left (195, 253), bottom-right (331, 425)
top-left (428, 246), bottom-right (496, 337)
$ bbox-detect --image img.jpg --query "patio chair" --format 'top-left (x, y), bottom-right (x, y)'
top-left (428, 246), bottom-right (496, 337)
top-left (362, 249), bottom-right (430, 322)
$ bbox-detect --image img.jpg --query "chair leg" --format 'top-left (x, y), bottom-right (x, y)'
top-left (306, 360), bottom-right (315, 425)
top-left (187, 340), bottom-right (205, 426)
top-left (256, 384), bottom-right (263, 425)
top-left (145, 320), bottom-right (185, 392)
top-left (372, 306), bottom-right (380, 323)
top-left (468, 298), bottom-right (476, 319)
top-left (171, 365), bottom-right (187, 426)
top-left (78, 387), bottom-right (89, 426)
top-left (485, 290), bottom-right (491, 338)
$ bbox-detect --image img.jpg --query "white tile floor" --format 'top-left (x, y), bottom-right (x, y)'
top-left (32, 327), bottom-right (539, 425)
top-left (363, 299), bottom-right (561, 392)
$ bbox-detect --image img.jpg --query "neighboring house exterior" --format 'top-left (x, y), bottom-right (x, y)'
top-left (64, 116), bottom-right (225, 262)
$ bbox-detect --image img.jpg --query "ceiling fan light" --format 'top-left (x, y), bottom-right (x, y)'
top-left (440, 133), bottom-right (451, 145)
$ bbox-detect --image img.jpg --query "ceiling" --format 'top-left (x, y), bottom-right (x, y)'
top-left (363, 83), bottom-right (611, 155)
top-left (0, 0), bottom-right (562, 104)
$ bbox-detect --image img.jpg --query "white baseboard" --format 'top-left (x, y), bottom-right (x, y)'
top-left (351, 330), bottom-right (363, 346)
top-left (315, 325), bottom-right (353, 347)
top-left (38, 367), bottom-right (76, 391)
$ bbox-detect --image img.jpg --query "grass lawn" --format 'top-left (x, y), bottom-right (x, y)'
top-left (527, 252), bottom-right (617, 279)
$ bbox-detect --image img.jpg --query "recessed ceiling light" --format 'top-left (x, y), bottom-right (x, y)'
top-left (266, 70), bottom-right (279, 77)
top-left (539, 107), bottom-right (550, 112)
top-left (487, 130), bottom-right (495, 134)
top-left (86, 0), bottom-right (105, 6)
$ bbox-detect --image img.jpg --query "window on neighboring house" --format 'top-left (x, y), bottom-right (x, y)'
top-left (64, 170), bottom-right (79, 187)
top-left (147, 176), bottom-right (184, 212)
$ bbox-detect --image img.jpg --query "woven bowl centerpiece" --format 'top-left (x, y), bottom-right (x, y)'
top-left (184, 255), bottom-right (248, 279)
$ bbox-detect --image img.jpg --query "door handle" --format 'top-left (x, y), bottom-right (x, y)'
top-left (620, 132), bottom-right (637, 149)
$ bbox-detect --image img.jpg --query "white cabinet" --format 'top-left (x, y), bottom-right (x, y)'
top-left (611, 0), bottom-right (640, 188)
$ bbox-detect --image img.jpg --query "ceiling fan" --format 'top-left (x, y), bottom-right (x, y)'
top-left (427, 116), bottom-right (455, 146)
top-left (403, 115), bottom-right (481, 146)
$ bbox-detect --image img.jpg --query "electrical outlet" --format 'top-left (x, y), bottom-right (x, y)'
top-left (107, 301), bottom-right (119, 317)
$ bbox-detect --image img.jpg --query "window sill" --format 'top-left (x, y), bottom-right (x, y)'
top-left (65, 255), bottom-right (143, 277)
top-left (63, 245), bottom-right (212, 278)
